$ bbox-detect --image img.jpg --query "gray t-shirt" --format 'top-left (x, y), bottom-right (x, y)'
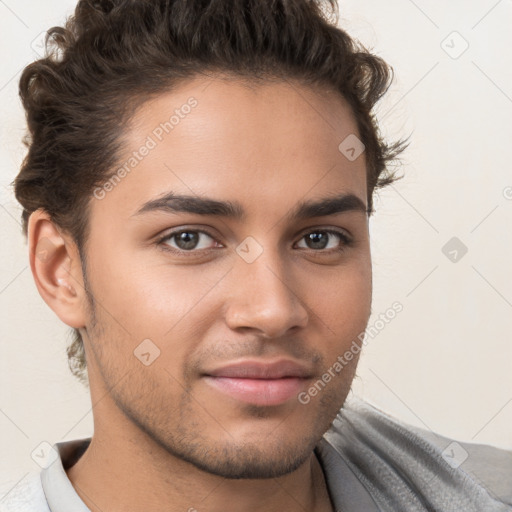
top-left (1, 398), bottom-right (511, 511)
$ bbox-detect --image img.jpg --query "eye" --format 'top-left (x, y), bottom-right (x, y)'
top-left (295, 230), bottom-right (352, 252)
top-left (156, 227), bottom-right (352, 256)
top-left (158, 229), bottom-right (221, 252)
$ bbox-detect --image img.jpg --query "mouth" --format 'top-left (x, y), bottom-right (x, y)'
top-left (202, 359), bottom-right (313, 406)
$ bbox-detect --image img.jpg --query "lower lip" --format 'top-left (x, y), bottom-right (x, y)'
top-left (203, 376), bottom-right (307, 406)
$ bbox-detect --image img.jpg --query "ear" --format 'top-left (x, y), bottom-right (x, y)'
top-left (27, 209), bottom-right (88, 329)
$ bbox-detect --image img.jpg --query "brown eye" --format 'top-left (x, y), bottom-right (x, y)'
top-left (158, 230), bottom-right (219, 252)
top-left (296, 230), bottom-right (351, 251)
top-left (172, 231), bottom-right (200, 250)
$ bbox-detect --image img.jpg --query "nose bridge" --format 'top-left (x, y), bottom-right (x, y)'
top-left (224, 240), bottom-right (309, 336)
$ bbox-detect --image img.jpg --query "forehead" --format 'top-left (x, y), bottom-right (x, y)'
top-left (93, 76), bottom-right (367, 221)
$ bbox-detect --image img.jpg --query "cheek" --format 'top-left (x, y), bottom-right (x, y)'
top-left (87, 232), bottom-right (371, 349)
top-left (88, 244), bottom-right (230, 346)
top-left (307, 260), bottom-right (372, 347)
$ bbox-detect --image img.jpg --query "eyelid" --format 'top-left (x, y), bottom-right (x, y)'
top-left (295, 226), bottom-right (352, 242)
top-left (156, 227), bottom-right (221, 251)
top-left (293, 228), bottom-right (352, 251)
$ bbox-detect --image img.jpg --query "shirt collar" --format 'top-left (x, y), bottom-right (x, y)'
top-left (314, 437), bottom-right (379, 511)
top-left (41, 438), bottom-right (92, 512)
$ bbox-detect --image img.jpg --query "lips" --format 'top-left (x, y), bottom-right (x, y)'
top-left (206, 359), bottom-right (313, 379)
top-left (203, 359), bottom-right (313, 406)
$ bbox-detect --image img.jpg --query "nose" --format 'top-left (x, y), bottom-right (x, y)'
top-left (224, 248), bottom-right (309, 338)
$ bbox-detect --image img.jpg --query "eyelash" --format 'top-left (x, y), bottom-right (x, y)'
top-left (155, 227), bottom-right (353, 256)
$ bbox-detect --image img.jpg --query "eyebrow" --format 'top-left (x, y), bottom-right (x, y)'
top-left (132, 191), bottom-right (370, 220)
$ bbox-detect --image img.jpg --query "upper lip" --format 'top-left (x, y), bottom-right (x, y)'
top-left (204, 359), bottom-right (314, 379)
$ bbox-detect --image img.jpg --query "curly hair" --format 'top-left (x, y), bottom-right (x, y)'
top-left (13, 0), bottom-right (408, 386)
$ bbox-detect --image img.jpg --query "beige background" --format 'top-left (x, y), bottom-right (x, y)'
top-left (1, 0), bottom-right (511, 488)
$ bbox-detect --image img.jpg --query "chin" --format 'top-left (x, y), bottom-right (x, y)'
top-left (175, 439), bottom-right (316, 479)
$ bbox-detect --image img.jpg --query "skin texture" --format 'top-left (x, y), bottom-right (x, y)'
top-left (28, 76), bottom-right (373, 512)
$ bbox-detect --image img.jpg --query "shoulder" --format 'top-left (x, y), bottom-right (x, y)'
top-left (322, 397), bottom-right (512, 511)
top-left (0, 472), bottom-right (50, 512)
top-left (405, 421), bottom-right (512, 505)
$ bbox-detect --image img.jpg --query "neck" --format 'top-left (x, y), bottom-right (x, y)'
top-left (66, 397), bottom-right (334, 512)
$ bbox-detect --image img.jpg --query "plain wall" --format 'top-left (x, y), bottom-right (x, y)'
top-left (1, 0), bottom-right (511, 488)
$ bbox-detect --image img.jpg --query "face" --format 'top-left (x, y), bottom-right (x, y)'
top-left (80, 76), bottom-right (372, 479)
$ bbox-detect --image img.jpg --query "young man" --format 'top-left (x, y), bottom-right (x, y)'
top-left (3, 0), bottom-right (511, 511)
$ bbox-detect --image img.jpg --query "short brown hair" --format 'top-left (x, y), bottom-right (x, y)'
top-left (13, 0), bottom-right (408, 386)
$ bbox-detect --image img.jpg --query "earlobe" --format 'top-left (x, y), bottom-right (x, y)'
top-left (28, 209), bottom-right (87, 329)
